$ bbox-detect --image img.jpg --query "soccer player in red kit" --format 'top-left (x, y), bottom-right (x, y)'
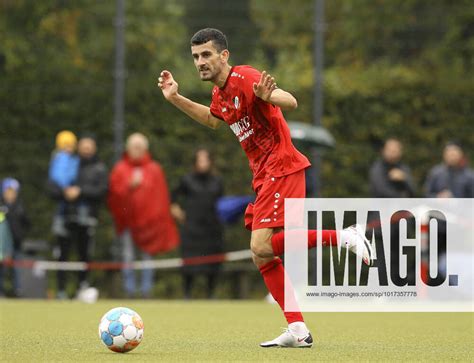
top-left (158, 28), bottom-right (373, 348)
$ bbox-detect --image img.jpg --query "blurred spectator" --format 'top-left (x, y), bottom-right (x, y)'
top-left (422, 141), bottom-right (474, 286)
top-left (0, 205), bottom-right (13, 298)
top-left (369, 138), bottom-right (416, 198)
top-left (47, 134), bottom-right (108, 299)
top-left (49, 130), bottom-right (80, 237)
top-left (108, 133), bottom-right (179, 298)
top-left (172, 148), bottom-right (224, 299)
top-left (369, 139), bottom-right (417, 283)
top-left (425, 142), bottom-right (474, 198)
top-left (49, 130), bottom-right (80, 189)
top-left (0, 178), bottom-right (30, 297)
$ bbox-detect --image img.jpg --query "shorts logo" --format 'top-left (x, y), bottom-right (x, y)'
top-left (260, 218), bottom-right (271, 223)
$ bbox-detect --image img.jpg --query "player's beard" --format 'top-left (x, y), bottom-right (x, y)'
top-left (198, 69), bottom-right (214, 81)
top-left (198, 65), bottom-right (219, 82)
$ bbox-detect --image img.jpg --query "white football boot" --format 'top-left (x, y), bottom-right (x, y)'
top-left (260, 328), bottom-right (313, 348)
top-left (342, 224), bottom-right (375, 266)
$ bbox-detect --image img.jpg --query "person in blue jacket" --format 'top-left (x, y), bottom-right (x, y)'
top-left (49, 130), bottom-right (80, 189)
top-left (48, 131), bottom-right (80, 238)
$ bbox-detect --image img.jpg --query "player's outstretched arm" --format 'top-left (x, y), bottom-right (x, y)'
top-left (253, 71), bottom-right (298, 111)
top-left (157, 70), bottom-right (222, 130)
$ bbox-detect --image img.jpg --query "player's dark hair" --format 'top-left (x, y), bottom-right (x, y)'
top-left (190, 28), bottom-right (228, 52)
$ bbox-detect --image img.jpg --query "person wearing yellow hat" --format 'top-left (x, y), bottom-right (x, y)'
top-left (55, 130), bottom-right (78, 153)
top-left (48, 130), bottom-right (80, 240)
top-left (47, 131), bottom-right (81, 299)
top-left (50, 130), bottom-right (80, 189)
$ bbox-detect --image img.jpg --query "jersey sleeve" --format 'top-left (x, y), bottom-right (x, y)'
top-left (209, 87), bottom-right (224, 120)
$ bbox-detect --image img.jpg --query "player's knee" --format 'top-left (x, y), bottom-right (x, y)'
top-left (252, 252), bottom-right (277, 269)
top-left (250, 241), bottom-right (264, 258)
top-left (251, 253), bottom-right (266, 267)
top-left (250, 239), bottom-right (271, 259)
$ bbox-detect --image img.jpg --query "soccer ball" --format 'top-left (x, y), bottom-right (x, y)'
top-left (98, 307), bottom-right (144, 353)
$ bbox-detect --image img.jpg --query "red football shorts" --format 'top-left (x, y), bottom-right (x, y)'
top-left (244, 169), bottom-right (306, 231)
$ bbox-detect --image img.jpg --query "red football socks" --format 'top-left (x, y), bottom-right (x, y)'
top-left (259, 231), bottom-right (340, 324)
top-left (259, 258), bottom-right (304, 324)
top-left (271, 229), bottom-right (338, 257)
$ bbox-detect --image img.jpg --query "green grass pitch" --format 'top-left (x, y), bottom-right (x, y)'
top-left (0, 300), bottom-right (472, 362)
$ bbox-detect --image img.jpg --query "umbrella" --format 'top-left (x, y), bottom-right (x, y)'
top-left (288, 121), bottom-right (335, 148)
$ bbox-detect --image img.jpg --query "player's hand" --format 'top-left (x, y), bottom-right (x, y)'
top-left (158, 70), bottom-right (179, 101)
top-left (253, 71), bottom-right (277, 102)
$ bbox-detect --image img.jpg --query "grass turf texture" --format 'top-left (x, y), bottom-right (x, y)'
top-left (0, 300), bottom-right (472, 362)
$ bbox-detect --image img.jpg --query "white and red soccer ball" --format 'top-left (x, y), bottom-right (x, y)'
top-left (99, 307), bottom-right (144, 353)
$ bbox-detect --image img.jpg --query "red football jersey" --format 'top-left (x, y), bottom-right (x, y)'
top-left (210, 65), bottom-right (310, 190)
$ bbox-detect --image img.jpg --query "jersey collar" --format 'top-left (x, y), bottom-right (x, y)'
top-left (219, 66), bottom-right (234, 90)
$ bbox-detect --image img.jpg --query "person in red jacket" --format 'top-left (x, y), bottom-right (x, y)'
top-left (108, 133), bottom-right (179, 298)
